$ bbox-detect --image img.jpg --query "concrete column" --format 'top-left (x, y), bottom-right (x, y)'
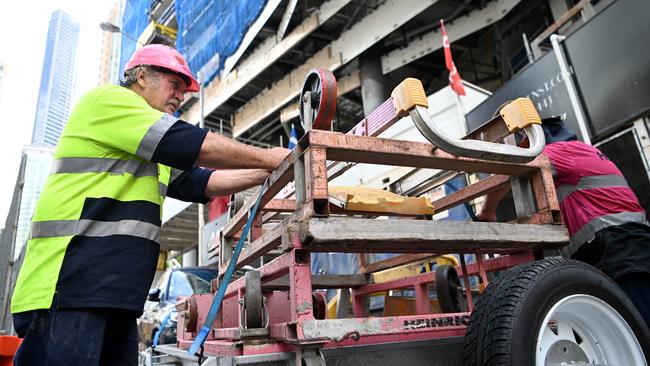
top-left (359, 46), bottom-right (389, 116)
top-left (183, 247), bottom-right (198, 267)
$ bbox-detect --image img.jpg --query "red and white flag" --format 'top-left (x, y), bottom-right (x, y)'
top-left (440, 19), bottom-right (466, 96)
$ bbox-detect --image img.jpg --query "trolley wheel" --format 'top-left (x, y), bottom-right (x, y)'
top-left (435, 264), bottom-right (467, 313)
top-left (463, 258), bottom-right (650, 366)
top-left (228, 193), bottom-right (246, 220)
top-left (312, 292), bottom-right (327, 320)
top-left (183, 296), bottom-right (198, 332)
top-left (244, 270), bottom-right (264, 329)
top-left (299, 68), bottom-right (337, 131)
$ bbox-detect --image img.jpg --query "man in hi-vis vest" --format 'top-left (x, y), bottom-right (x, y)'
top-left (11, 44), bottom-right (289, 365)
top-left (478, 114), bottom-right (650, 329)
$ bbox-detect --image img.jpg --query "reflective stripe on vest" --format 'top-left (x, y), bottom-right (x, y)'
top-left (136, 114), bottom-right (178, 160)
top-left (170, 168), bottom-right (183, 184)
top-left (51, 157), bottom-right (158, 177)
top-left (563, 211), bottom-right (649, 257)
top-left (159, 182), bottom-right (168, 197)
top-left (556, 174), bottom-right (630, 203)
top-left (29, 219), bottom-right (160, 242)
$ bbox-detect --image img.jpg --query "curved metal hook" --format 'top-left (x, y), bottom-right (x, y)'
top-left (410, 105), bottom-right (545, 163)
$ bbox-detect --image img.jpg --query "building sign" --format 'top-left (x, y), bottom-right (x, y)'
top-left (467, 0), bottom-right (650, 142)
top-left (466, 52), bottom-right (585, 141)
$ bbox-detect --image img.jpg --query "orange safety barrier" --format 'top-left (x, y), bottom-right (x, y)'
top-left (0, 335), bottom-right (21, 366)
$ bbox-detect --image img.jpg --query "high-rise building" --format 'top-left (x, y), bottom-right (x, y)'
top-left (14, 10), bottom-right (79, 258)
top-left (14, 145), bottom-right (55, 260)
top-left (98, 1), bottom-right (125, 85)
top-left (31, 9), bottom-right (80, 147)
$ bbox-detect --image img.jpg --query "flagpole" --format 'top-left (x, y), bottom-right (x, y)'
top-left (454, 87), bottom-right (467, 136)
top-left (440, 18), bottom-right (468, 136)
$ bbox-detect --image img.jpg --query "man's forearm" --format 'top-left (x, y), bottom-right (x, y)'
top-left (204, 169), bottom-right (268, 197)
top-left (477, 182), bottom-right (512, 221)
top-left (196, 132), bottom-right (286, 170)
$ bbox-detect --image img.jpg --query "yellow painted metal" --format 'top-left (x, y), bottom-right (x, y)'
top-left (157, 251), bottom-right (167, 270)
top-left (391, 77), bottom-right (429, 116)
top-left (371, 255), bottom-right (457, 284)
top-left (499, 97), bottom-right (542, 133)
top-left (328, 185), bottom-right (435, 216)
top-left (138, 21), bottom-right (177, 46)
top-left (154, 22), bottom-right (177, 39)
top-left (326, 294), bottom-right (338, 319)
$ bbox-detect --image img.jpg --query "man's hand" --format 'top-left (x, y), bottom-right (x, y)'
top-left (267, 147), bottom-right (291, 171)
top-left (476, 210), bottom-right (497, 222)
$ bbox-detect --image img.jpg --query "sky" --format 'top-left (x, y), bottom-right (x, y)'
top-left (0, 0), bottom-right (117, 228)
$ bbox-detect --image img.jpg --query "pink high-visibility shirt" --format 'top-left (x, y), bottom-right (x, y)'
top-left (544, 140), bottom-right (645, 248)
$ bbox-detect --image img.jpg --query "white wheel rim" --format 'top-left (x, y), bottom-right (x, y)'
top-left (535, 294), bottom-right (646, 365)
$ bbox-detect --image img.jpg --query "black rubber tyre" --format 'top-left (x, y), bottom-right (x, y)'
top-left (435, 264), bottom-right (466, 313)
top-left (463, 258), bottom-right (650, 365)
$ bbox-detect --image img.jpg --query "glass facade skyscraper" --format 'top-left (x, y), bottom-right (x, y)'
top-left (31, 9), bottom-right (80, 147)
top-left (14, 10), bottom-right (79, 258)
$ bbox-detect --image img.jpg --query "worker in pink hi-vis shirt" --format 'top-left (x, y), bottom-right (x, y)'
top-left (478, 113), bottom-right (650, 329)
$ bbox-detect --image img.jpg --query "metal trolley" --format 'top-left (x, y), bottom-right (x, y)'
top-left (155, 69), bottom-right (649, 366)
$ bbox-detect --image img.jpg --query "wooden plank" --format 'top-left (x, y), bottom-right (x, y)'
top-left (300, 217), bottom-right (569, 253)
top-left (532, 0), bottom-right (588, 46)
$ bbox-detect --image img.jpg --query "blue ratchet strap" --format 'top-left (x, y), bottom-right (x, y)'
top-left (444, 181), bottom-right (480, 222)
top-left (152, 311), bottom-right (173, 348)
top-left (188, 179), bottom-right (268, 356)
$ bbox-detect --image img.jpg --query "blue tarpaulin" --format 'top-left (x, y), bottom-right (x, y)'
top-left (118, 0), bottom-right (267, 85)
top-left (119, 0), bottom-right (151, 77)
top-left (175, 0), bottom-right (268, 85)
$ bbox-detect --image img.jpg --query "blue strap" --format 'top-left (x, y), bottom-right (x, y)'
top-left (444, 181), bottom-right (480, 222)
top-left (188, 180), bottom-right (267, 355)
top-left (152, 311), bottom-right (173, 347)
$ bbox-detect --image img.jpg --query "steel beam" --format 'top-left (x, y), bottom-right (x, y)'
top-left (232, 0), bottom-right (439, 136)
top-left (381, 0), bottom-right (521, 74)
top-left (276, 0), bottom-right (299, 41)
top-left (307, 130), bottom-right (546, 176)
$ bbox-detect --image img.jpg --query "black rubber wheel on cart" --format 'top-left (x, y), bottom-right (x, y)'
top-left (463, 258), bottom-right (650, 365)
top-left (435, 264), bottom-right (466, 313)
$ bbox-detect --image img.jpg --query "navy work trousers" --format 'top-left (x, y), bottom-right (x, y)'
top-left (13, 307), bottom-right (138, 366)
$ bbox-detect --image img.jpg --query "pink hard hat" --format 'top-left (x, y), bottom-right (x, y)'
top-left (125, 44), bottom-right (199, 92)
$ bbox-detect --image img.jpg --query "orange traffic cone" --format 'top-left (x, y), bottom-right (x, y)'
top-left (0, 335), bottom-right (21, 366)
